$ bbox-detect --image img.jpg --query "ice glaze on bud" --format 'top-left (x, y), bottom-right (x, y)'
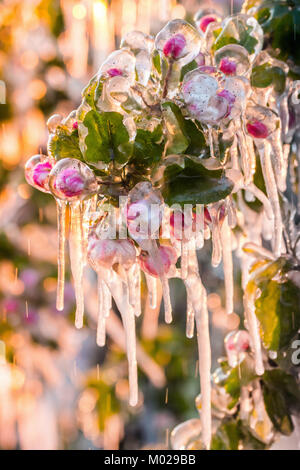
top-left (225, 330), bottom-right (251, 368)
top-left (139, 245), bottom-right (178, 277)
top-left (219, 57), bottom-right (237, 75)
top-left (25, 154), bottom-right (54, 193)
top-left (49, 158), bottom-right (97, 201)
top-left (163, 34), bottom-right (186, 60)
top-left (198, 16), bottom-right (217, 33)
top-left (225, 330), bottom-right (250, 353)
top-left (88, 237), bottom-right (136, 271)
top-left (72, 121), bottom-right (78, 130)
top-left (246, 120), bottom-right (269, 139)
top-left (155, 19), bottom-right (201, 66)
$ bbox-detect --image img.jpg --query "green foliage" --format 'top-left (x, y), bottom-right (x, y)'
top-left (262, 369), bottom-right (300, 435)
top-left (80, 110), bottom-right (132, 167)
top-left (161, 102), bottom-right (190, 155)
top-left (161, 157), bottom-right (234, 206)
top-left (255, 279), bottom-right (300, 351)
top-left (213, 23), bottom-right (258, 54)
top-left (251, 63), bottom-right (286, 93)
top-left (48, 128), bottom-right (82, 161)
top-left (248, 0), bottom-right (300, 74)
top-left (130, 125), bottom-right (164, 168)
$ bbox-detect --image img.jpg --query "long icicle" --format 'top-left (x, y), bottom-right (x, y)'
top-left (56, 199), bottom-right (66, 311)
top-left (220, 216), bottom-right (234, 314)
top-left (186, 296), bottom-right (195, 339)
top-left (145, 272), bottom-right (157, 309)
top-left (69, 201), bottom-right (85, 329)
top-left (96, 275), bottom-right (105, 347)
top-left (243, 289), bottom-right (264, 376)
top-left (184, 246), bottom-right (211, 449)
top-left (258, 141), bottom-right (282, 257)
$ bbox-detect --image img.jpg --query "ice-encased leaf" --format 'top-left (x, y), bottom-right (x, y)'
top-left (80, 110), bottom-right (131, 167)
top-left (161, 156), bottom-right (234, 206)
top-left (48, 129), bottom-right (83, 161)
top-left (255, 279), bottom-right (300, 351)
top-left (130, 125), bottom-right (164, 168)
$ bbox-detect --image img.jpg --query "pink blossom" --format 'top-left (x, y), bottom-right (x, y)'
top-left (56, 168), bottom-right (85, 197)
top-left (199, 16), bottom-right (216, 33)
top-left (246, 120), bottom-right (269, 139)
top-left (219, 58), bottom-right (237, 76)
top-left (139, 246), bottom-right (178, 277)
top-left (163, 34), bottom-right (186, 60)
top-left (107, 68), bottom-right (123, 77)
top-left (32, 161), bottom-right (53, 190)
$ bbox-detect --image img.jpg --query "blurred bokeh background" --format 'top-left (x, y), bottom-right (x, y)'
top-left (0, 0), bottom-right (246, 450)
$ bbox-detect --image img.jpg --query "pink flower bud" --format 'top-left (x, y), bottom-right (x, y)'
top-left (32, 161), bottom-right (53, 190)
top-left (88, 238), bottom-right (136, 270)
top-left (163, 33), bottom-right (186, 60)
top-left (107, 68), bottom-right (123, 77)
top-left (246, 120), bottom-right (269, 139)
top-left (56, 168), bottom-right (85, 198)
top-left (72, 121), bottom-right (78, 130)
top-left (225, 330), bottom-right (250, 354)
top-left (199, 16), bottom-right (216, 33)
top-left (219, 57), bottom-right (237, 76)
top-left (25, 154), bottom-right (53, 193)
top-left (139, 245), bottom-right (178, 277)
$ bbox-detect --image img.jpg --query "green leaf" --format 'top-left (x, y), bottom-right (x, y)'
top-left (130, 125), bottom-right (164, 168)
top-left (242, 152), bottom-right (267, 213)
top-left (262, 369), bottom-right (300, 435)
top-left (180, 60), bottom-right (198, 81)
top-left (211, 420), bottom-right (240, 450)
top-left (184, 120), bottom-right (208, 158)
top-left (161, 102), bottom-right (189, 155)
top-left (48, 129), bottom-right (82, 161)
top-left (251, 64), bottom-right (286, 94)
top-left (223, 356), bottom-right (257, 403)
top-left (80, 110), bottom-right (131, 166)
top-left (255, 279), bottom-right (300, 351)
top-left (161, 156), bottom-right (234, 206)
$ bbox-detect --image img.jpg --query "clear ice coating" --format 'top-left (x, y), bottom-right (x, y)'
top-left (23, 8), bottom-right (298, 450)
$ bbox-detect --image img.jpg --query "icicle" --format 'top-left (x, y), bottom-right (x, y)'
top-left (240, 386), bottom-right (251, 421)
top-left (237, 127), bottom-right (252, 185)
top-left (243, 289), bottom-right (264, 376)
top-left (127, 263), bottom-right (141, 316)
top-left (162, 276), bottom-right (172, 324)
top-left (69, 201), bottom-right (85, 329)
top-left (146, 241), bottom-right (172, 324)
top-left (247, 183), bottom-right (274, 220)
top-left (211, 223), bottom-right (222, 267)
top-left (145, 272), bottom-right (157, 309)
top-left (220, 216), bottom-right (234, 314)
top-left (96, 276), bottom-right (105, 347)
top-left (207, 125), bottom-right (215, 158)
top-left (104, 268), bottom-right (138, 406)
top-left (55, 200), bottom-right (66, 311)
top-left (269, 130), bottom-right (286, 191)
top-left (184, 246), bottom-right (211, 449)
top-left (142, 280), bottom-right (162, 340)
top-left (181, 240), bottom-right (189, 280)
top-left (226, 196), bottom-right (237, 228)
top-left (186, 296), bottom-right (195, 339)
top-left (258, 141), bottom-right (282, 257)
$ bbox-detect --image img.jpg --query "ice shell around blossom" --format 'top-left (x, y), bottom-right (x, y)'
top-left (182, 69), bottom-right (228, 124)
top-left (25, 154), bottom-right (53, 193)
top-left (49, 158), bottom-right (97, 201)
top-left (214, 44), bottom-right (251, 76)
top-left (88, 237), bottom-right (136, 271)
top-left (155, 19), bottom-right (201, 66)
top-left (139, 245), bottom-right (178, 277)
top-left (99, 49), bottom-right (136, 83)
top-left (120, 30), bottom-right (154, 54)
top-left (245, 105), bottom-right (278, 139)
